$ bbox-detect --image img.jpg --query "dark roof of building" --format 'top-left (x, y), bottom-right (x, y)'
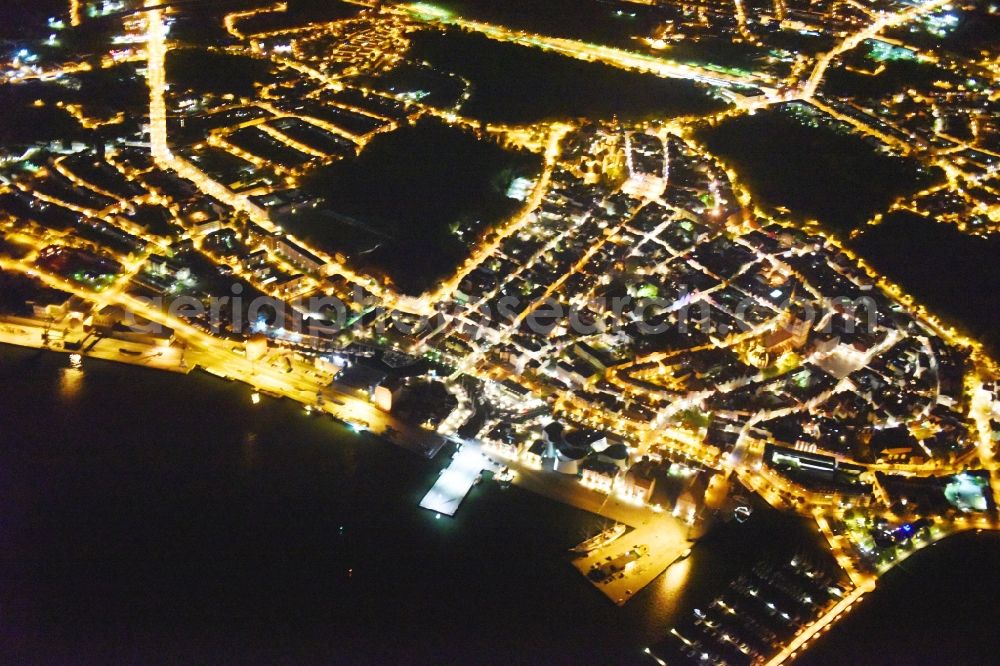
top-left (555, 442), bottom-right (589, 459)
top-left (581, 458), bottom-right (620, 476)
top-left (565, 428), bottom-right (608, 448)
top-left (601, 443), bottom-right (629, 460)
top-left (543, 421), bottom-right (565, 440)
top-left (335, 364), bottom-right (387, 392)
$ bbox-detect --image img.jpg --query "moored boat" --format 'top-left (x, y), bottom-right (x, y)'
top-left (570, 523), bottom-right (627, 554)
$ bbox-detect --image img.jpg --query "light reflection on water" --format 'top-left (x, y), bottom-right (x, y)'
top-left (58, 367), bottom-right (83, 399)
top-left (241, 431), bottom-right (259, 470)
top-left (660, 553), bottom-right (693, 599)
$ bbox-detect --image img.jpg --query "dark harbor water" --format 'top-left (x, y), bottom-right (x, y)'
top-left (1, 345), bottom-right (825, 663)
top-left (799, 531), bottom-right (1000, 666)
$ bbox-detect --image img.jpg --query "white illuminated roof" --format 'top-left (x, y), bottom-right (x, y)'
top-left (419, 446), bottom-right (486, 516)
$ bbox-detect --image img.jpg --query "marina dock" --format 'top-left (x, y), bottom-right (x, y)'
top-left (419, 443), bottom-right (493, 516)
